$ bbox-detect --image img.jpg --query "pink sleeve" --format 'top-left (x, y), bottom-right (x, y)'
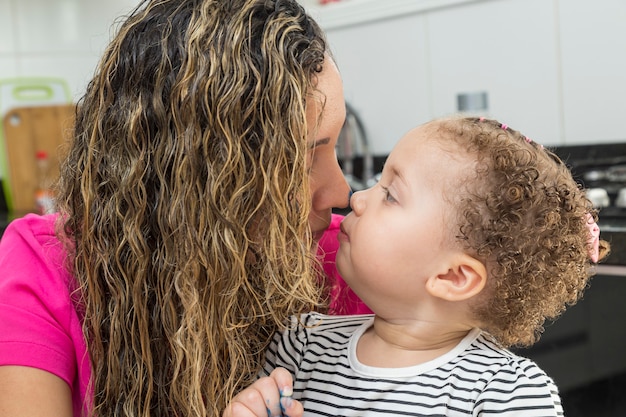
top-left (317, 214), bottom-right (372, 315)
top-left (0, 214), bottom-right (90, 416)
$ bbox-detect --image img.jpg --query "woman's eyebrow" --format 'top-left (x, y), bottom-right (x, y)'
top-left (308, 137), bottom-right (330, 150)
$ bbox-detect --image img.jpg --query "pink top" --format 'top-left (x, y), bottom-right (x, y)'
top-left (0, 213), bottom-right (370, 415)
top-left (318, 214), bottom-right (373, 315)
top-left (0, 213), bottom-right (89, 416)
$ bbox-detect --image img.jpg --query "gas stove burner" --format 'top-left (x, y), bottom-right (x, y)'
top-left (616, 188), bottom-right (626, 208)
top-left (550, 142), bottom-right (626, 224)
top-left (583, 170), bottom-right (606, 182)
top-left (586, 188), bottom-right (610, 208)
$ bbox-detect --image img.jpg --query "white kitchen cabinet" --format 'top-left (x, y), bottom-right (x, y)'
top-left (323, 0), bottom-right (564, 148)
top-left (427, 0), bottom-right (563, 145)
top-left (559, 0), bottom-right (626, 144)
top-left (326, 13), bottom-right (432, 155)
top-left (320, 0), bottom-right (626, 149)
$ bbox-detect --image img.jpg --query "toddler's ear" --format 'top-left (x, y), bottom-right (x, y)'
top-left (426, 254), bottom-right (486, 301)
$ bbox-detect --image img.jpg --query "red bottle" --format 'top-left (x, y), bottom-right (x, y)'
top-left (34, 150), bottom-right (55, 214)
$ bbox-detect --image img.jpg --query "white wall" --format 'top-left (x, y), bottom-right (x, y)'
top-left (0, 0), bottom-right (138, 101)
top-left (1, 0), bottom-right (625, 152)
top-left (313, 0), bottom-right (626, 153)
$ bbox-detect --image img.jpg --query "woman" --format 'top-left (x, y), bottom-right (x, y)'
top-left (0, 0), bottom-right (359, 415)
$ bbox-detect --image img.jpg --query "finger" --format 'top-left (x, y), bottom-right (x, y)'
top-left (280, 396), bottom-right (304, 417)
top-left (224, 388), bottom-right (267, 417)
top-left (223, 399), bottom-right (262, 417)
top-left (269, 368), bottom-right (294, 398)
top-left (223, 368), bottom-right (295, 417)
top-left (246, 376), bottom-right (284, 417)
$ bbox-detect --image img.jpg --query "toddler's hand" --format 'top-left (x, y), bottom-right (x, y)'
top-left (223, 368), bottom-right (303, 417)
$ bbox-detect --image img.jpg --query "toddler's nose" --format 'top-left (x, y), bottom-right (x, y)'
top-left (350, 189), bottom-right (366, 214)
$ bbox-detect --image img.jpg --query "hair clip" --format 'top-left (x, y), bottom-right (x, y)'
top-left (501, 123), bottom-right (508, 130)
top-left (585, 213), bottom-right (600, 263)
top-left (523, 135), bottom-right (544, 149)
top-left (479, 117), bottom-right (485, 122)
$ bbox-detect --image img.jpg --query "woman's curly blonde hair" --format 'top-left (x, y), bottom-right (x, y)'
top-left (55, 0), bottom-right (328, 415)
top-left (432, 116), bottom-right (609, 348)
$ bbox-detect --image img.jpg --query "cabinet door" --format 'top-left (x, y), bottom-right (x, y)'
top-left (427, 0), bottom-right (563, 145)
top-left (513, 301), bottom-right (592, 392)
top-left (589, 274), bottom-right (626, 380)
top-left (326, 14), bottom-right (432, 155)
top-left (559, 0), bottom-right (626, 144)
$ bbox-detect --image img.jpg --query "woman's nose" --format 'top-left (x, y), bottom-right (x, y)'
top-left (312, 161), bottom-right (351, 211)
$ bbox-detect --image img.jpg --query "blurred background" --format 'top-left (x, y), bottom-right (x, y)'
top-left (1, 0), bottom-right (625, 415)
top-left (1, 0), bottom-right (625, 150)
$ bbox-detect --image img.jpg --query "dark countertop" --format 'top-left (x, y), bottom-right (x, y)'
top-left (0, 211), bottom-right (13, 239)
top-left (0, 180), bottom-right (40, 239)
top-left (0, 179), bottom-right (9, 238)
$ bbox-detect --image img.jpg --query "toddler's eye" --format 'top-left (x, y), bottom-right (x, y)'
top-left (380, 186), bottom-right (396, 203)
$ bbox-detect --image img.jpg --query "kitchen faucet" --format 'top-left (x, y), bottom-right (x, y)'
top-left (336, 102), bottom-right (377, 191)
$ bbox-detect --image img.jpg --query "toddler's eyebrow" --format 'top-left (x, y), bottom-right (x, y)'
top-left (388, 165), bottom-right (407, 187)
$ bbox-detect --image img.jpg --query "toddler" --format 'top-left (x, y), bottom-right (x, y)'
top-left (225, 116), bottom-right (609, 417)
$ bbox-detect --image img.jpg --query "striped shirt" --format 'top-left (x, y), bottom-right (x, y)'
top-left (262, 313), bottom-right (563, 416)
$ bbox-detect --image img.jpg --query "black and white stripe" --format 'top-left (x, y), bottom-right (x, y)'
top-left (262, 313), bottom-right (563, 416)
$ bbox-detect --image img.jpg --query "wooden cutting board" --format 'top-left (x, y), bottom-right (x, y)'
top-left (2, 104), bottom-right (75, 212)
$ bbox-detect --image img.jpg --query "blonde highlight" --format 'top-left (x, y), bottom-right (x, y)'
top-left (56, 1), bottom-right (327, 415)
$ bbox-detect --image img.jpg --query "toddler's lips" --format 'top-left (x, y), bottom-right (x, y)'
top-left (338, 223), bottom-right (349, 243)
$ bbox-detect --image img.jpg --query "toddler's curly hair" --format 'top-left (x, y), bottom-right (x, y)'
top-left (433, 116), bottom-right (609, 348)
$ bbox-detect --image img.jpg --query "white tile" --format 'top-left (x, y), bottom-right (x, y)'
top-left (9, 0), bottom-right (144, 104)
top-left (14, 0), bottom-right (88, 53)
top-left (18, 54), bottom-right (101, 102)
top-left (0, 57), bottom-right (19, 80)
top-left (83, 0), bottom-right (140, 57)
top-left (0, 54), bottom-right (19, 182)
top-left (0, 1), bottom-right (15, 53)
top-left (13, 0), bottom-right (135, 54)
